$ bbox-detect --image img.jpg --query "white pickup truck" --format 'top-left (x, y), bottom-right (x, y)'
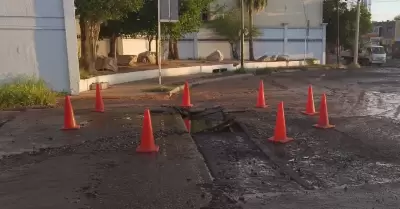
top-left (341, 45), bottom-right (387, 66)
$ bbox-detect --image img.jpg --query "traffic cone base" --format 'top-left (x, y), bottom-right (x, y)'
top-left (256, 104), bottom-right (268, 108)
top-left (182, 104), bottom-right (193, 108)
top-left (61, 125), bottom-right (80, 130)
top-left (301, 110), bottom-right (319, 116)
top-left (136, 145), bottom-right (160, 153)
top-left (268, 136), bottom-right (293, 144)
top-left (313, 124), bottom-right (335, 129)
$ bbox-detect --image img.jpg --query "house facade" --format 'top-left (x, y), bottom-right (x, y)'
top-left (0, 0), bottom-right (79, 94)
top-left (367, 21), bottom-right (400, 57)
top-left (362, 0), bottom-right (372, 12)
top-left (177, 0), bottom-right (327, 63)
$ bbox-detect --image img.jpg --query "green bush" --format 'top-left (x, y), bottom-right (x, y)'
top-left (80, 69), bottom-right (92, 79)
top-left (234, 67), bottom-right (246, 74)
top-left (0, 77), bottom-right (58, 109)
top-left (305, 58), bottom-right (318, 65)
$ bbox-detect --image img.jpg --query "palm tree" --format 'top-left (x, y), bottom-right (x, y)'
top-left (239, 0), bottom-right (268, 60)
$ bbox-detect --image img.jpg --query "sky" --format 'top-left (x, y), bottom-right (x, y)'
top-left (371, 0), bottom-right (400, 21)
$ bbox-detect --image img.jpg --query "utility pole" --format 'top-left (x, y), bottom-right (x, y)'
top-left (240, 0), bottom-right (245, 69)
top-left (157, 0), bottom-right (162, 85)
top-left (352, 0), bottom-right (361, 67)
top-left (336, 0), bottom-right (340, 66)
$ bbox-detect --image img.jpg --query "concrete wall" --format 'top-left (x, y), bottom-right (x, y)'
top-left (176, 24), bottom-right (327, 64)
top-left (214, 0), bottom-right (323, 28)
top-left (75, 19), bottom-right (155, 57)
top-left (0, 0), bottom-right (79, 94)
top-left (83, 38), bottom-right (156, 57)
top-left (396, 21), bottom-right (400, 42)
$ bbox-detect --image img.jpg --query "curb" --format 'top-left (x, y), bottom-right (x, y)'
top-left (168, 74), bottom-right (253, 97)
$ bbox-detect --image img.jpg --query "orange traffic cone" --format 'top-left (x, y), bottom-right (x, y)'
top-left (313, 94), bottom-right (335, 129)
top-left (61, 96), bottom-right (80, 130)
top-left (184, 118), bottom-right (191, 133)
top-left (94, 83), bottom-right (104, 113)
top-left (181, 81), bottom-right (193, 108)
top-left (268, 102), bottom-right (293, 143)
top-left (256, 80), bottom-right (267, 108)
top-left (301, 85), bottom-right (318, 115)
top-left (136, 109), bottom-right (159, 153)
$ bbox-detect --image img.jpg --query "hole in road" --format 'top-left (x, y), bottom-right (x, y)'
top-left (168, 106), bottom-right (308, 208)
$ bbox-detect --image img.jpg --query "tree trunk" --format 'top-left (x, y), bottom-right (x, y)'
top-left (109, 33), bottom-right (118, 59)
top-left (248, 8), bottom-right (255, 61)
top-left (172, 38), bottom-right (179, 60)
top-left (79, 17), bottom-right (86, 60)
top-left (148, 36), bottom-right (153, 51)
top-left (168, 38), bottom-right (174, 59)
top-left (81, 20), bottom-right (101, 73)
top-left (230, 42), bottom-right (239, 60)
top-left (156, 34), bottom-right (159, 65)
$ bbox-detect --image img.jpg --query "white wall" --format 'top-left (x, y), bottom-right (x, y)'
top-left (174, 24), bottom-right (327, 63)
top-left (121, 39), bottom-right (156, 55)
top-left (0, 0), bottom-right (79, 94)
top-left (214, 0), bottom-right (323, 28)
top-left (76, 19), bottom-right (154, 57)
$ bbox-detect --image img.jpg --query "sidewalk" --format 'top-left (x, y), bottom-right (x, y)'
top-left (69, 72), bottom-right (240, 110)
top-left (0, 106), bottom-right (212, 209)
top-left (77, 73), bottom-right (230, 99)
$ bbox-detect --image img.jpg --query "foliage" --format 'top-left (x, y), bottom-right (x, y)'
top-left (100, 0), bottom-right (157, 39)
top-left (75, 0), bottom-right (143, 21)
top-left (239, 0), bottom-right (268, 60)
top-left (80, 69), bottom-right (95, 79)
top-left (206, 9), bottom-right (244, 44)
top-left (324, 0), bottom-right (372, 50)
top-left (75, 0), bottom-right (144, 72)
top-left (395, 14), bottom-right (400, 21)
top-left (0, 77), bottom-right (57, 109)
top-left (240, 0), bottom-right (268, 12)
top-left (164, 0), bottom-right (214, 39)
top-left (206, 9), bottom-right (261, 59)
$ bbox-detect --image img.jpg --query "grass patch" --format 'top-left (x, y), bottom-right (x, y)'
top-left (142, 85), bottom-right (176, 93)
top-left (80, 69), bottom-right (93, 79)
top-left (254, 64), bottom-right (342, 75)
top-left (0, 77), bottom-right (58, 109)
top-left (234, 67), bottom-right (247, 74)
top-left (254, 68), bottom-right (277, 75)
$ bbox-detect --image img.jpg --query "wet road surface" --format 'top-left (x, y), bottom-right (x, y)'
top-left (2, 67), bottom-right (400, 208)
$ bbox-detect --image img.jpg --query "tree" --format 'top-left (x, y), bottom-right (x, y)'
top-left (99, 20), bottom-right (123, 59)
top-left (394, 14), bottom-right (400, 21)
top-left (99, 0), bottom-right (158, 58)
top-left (323, 0), bottom-right (372, 51)
top-left (164, 0), bottom-right (214, 59)
top-left (75, 0), bottom-right (143, 72)
top-left (206, 9), bottom-right (260, 60)
top-left (239, 0), bottom-right (268, 61)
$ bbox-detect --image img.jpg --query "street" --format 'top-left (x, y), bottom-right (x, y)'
top-left (2, 64), bottom-right (400, 208)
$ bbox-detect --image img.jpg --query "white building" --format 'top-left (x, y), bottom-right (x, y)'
top-left (177, 0), bottom-right (327, 64)
top-left (362, 0), bottom-right (372, 12)
top-left (0, 0), bottom-right (79, 94)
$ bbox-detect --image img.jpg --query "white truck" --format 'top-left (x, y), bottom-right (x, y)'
top-left (341, 45), bottom-right (387, 66)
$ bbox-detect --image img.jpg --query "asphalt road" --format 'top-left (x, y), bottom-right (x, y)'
top-left (2, 64), bottom-right (400, 209)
